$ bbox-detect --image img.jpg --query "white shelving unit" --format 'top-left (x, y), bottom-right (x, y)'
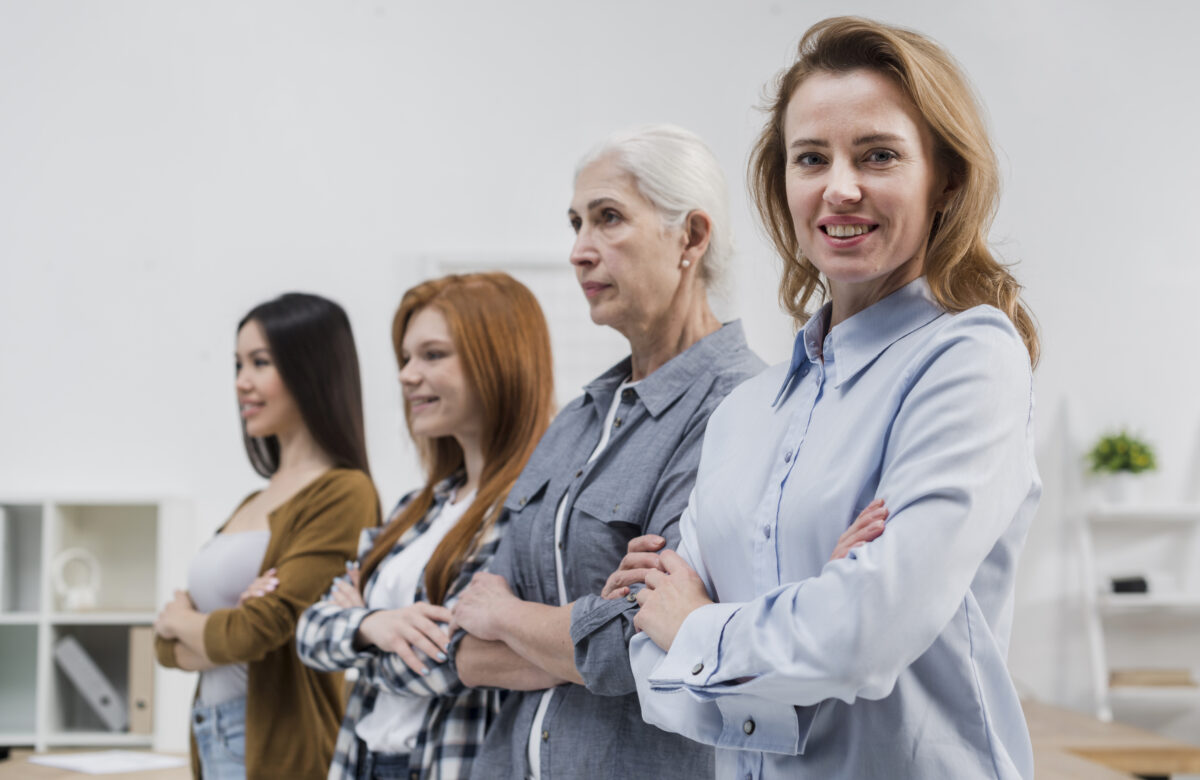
top-left (0, 497), bottom-right (193, 752)
top-left (1080, 503), bottom-right (1200, 730)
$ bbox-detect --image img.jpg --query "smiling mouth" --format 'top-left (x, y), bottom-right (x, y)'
top-left (821, 224), bottom-right (877, 238)
top-left (410, 397), bottom-right (439, 411)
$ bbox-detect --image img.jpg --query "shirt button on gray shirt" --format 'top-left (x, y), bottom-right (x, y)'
top-left (466, 321), bottom-right (764, 780)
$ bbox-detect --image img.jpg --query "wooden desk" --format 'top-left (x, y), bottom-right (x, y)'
top-left (1025, 698), bottom-right (1200, 778)
top-left (0, 749), bottom-right (189, 779)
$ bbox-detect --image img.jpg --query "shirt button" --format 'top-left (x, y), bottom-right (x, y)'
top-left (409, 772), bottom-right (419, 780)
top-left (613, 417), bottom-right (623, 428)
top-left (541, 730), bottom-right (550, 742)
top-left (691, 662), bottom-right (704, 675)
top-left (557, 541), bottom-right (564, 550)
top-left (784, 449), bottom-right (793, 463)
top-left (518, 497), bottom-right (526, 506)
top-left (622, 389), bottom-right (636, 402)
top-left (626, 593), bottom-right (637, 603)
top-left (763, 525), bottom-right (771, 539)
top-left (575, 469), bottom-right (583, 478)
top-left (743, 718), bottom-right (756, 735)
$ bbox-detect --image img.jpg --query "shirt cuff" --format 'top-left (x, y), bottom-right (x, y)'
top-left (569, 592), bottom-right (635, 643)
top-left (647, 601), bottom-right (741, 691)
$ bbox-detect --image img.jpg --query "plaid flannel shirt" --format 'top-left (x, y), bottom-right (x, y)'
top-left (296, 475), bottom-right (506, 780)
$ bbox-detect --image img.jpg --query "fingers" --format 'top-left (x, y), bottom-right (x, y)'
top-left (601, 568), bottom-right (659, 599)
top-left (626, 534), bottom-right (666, 554)
top-left (658, 549), bottom-right (695, 576)
top-left (414, 602), bottom-right (453, 624)
top-left (331, 579), bottom-right (365, 609)
top-left (830, 502), bottom-right (889, 561)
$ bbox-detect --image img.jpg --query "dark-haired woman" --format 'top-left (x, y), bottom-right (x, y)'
top-left (295, 272), bottom-right (557, 779)
top-left (154, 293), bottom-right (379, 779)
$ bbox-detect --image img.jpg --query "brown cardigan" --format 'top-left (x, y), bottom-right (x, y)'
top-left (156, 468), bottom-right (378, 779)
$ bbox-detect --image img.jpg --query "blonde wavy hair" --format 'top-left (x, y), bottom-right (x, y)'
top-left (749, 16), bottom-right (1038, 365)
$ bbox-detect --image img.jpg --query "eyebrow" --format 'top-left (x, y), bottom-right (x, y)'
top-left (789, 132), bottom-right (908, 149)
top-left (567, 197), bottom-right (624, 217)
top-left (236, 348), bottom-right (271, 359)
top-left (402, 338), bottom-right (453, 354)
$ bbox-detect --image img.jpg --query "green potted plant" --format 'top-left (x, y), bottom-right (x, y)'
top-left (1087, 430), bottom-right (1157, 503)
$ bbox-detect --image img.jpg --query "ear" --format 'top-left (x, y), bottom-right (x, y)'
top-left (680, 210), bottom-right (713, 269)
top-left (933, 166), bottom-right (961, 213)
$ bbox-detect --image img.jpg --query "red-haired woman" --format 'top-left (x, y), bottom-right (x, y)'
top-left (294, 272), bottom-right (556, 779)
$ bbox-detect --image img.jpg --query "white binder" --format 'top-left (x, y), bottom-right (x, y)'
top-left (53, 635), bottom-right (128, 732)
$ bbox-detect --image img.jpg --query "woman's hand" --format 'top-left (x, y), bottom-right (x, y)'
top-left (601, 534), bottom-right (666, 599)
top-left (357, 602), bottom-right (454, 676)
top-left (331, 569), bottom-right (367, 609)
top-left (237, 568), bottom-right (279, 605)
top-left (830, 499), bottom-right (889, 561)
top-left (154, 589), bottom-right (196, 639)
top-left (633, 550), bottom-right (712, 651)
top-left (452, 572), bottom-right (518, 643)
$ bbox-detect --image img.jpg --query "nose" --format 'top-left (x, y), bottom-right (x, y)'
top-left (823, 159), bottom-right (862, 206)
top-left (398, 360), bottom-right (420, 388)
top-left (235, 367), bottom-right (252, 393)
top-left (569, 226), bottom-right (598, 269)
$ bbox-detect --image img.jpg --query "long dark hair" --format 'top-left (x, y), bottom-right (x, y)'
top-left (359, 273), bottom-right (555, 604)
top-left (237, 293), bottom-right (373, 479)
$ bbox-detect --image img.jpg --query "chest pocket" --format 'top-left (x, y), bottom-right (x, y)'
top-left (504, 469), bottom-right (550, 515)
top-left (571, 468), bottom-right (655, 532)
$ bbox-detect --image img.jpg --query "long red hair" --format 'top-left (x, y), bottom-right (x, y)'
top-left (360, 272), bottom-right (555, 604)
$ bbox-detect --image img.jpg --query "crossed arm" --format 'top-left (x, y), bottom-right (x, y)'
top-left (452, 501), bottom-right (888, 689)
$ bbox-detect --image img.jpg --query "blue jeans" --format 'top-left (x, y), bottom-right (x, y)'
top-left (192, 696), bottom-right (247, 780)
top-left (355, 739), bottom-right (410, 780)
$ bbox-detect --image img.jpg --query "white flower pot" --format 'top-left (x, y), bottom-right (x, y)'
top-left (1099, 472), bottom-right (1143, 504)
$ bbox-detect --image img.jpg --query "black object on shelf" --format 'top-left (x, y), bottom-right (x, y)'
top-left (1111, 575), bottom-right (1149, 593)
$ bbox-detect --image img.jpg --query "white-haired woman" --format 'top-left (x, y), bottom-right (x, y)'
top-left (447, 125), bottom-right (763, 779)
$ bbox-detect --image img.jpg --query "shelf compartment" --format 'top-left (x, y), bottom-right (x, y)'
top-left (0, 625), bottom-right (39, 737)
top-left (47, 624), bottom-right (134, 737)
top-left (1089, 505), bottom-right (1200, 524)
top-left (0, 504), bottom-right (43, 613)
top-left (52, 504), bottom-right (158, 613)
top-left (1099, 593), bottom-right (1200, 612)
top-left (49, 612), bottom-right (155, 626)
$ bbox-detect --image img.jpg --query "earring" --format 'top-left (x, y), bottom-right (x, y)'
top-left (681, 259), bottom-right (691, 268)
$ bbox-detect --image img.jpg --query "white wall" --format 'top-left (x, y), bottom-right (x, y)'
top-left (2, 0), bottom-right (1198, 727)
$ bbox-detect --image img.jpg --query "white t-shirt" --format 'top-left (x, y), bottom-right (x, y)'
top-left (355, 489), bottom-right (475, 754)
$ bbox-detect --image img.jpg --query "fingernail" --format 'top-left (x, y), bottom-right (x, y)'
top-left (437, 652), bottom-right (447, 661)
top-left (871, 521), bottom-right (885, 531)
top-left (421, 667), bottom-right (430, 676)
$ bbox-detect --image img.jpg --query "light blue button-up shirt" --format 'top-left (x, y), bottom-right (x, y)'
top-left (630, 278), bottom-right (1040, 779)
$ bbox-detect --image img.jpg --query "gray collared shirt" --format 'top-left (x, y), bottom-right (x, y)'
top-left (465, 321), bottom-right (764, 780)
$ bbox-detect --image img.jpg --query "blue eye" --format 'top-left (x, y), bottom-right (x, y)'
top-left (867, 150), bottom-right (897, 163)
top-left (794, 153), bottom-right (825, 167)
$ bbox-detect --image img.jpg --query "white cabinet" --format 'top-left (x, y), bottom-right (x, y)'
top-left (0, 498), bottom-right (193, 752)
top-left (1080, 504), bottom-right (1200, 737)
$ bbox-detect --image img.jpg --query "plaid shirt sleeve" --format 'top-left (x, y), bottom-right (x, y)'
top-left (317, 482), bottom-right (512, 779)
top-left (296, 526), bottom-right (379, 673)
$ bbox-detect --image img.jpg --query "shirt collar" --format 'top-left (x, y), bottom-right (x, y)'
top-left (583, 320), bottom-right (749, 418)
top-left (775, 278), bottom-right (943, 404)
